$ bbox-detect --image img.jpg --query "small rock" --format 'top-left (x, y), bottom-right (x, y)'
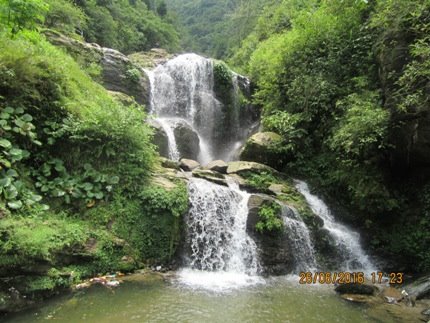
top-left (75, 282), bottom-right (91, 290)
top-left (156, 266), bottom-right (162, 271)
top-left (335, 283), bottom-right (377, 295)
top-left (180, 159), bottom-right (200, 171)
top-left (105, 280), bottom-right (120, 287)
top-left (204, 160), bottom-right (228, 174)
top-left (422, 308), bottom-right (430, 316)
top-left (341, 294), bottom-right (374, 303)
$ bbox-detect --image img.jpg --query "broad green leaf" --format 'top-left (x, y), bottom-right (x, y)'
top-left (83, 182), bottom-right (93, 191)
top-left (108, 176), bottom-right (120, 184)
top-left (8, 200), bottom-right (23, 209)
top-left (0, 139), bottom-right (12, 149)
top-left (21, 114), bottom-right (33, 122)
top-left (0, 177), bottom-right (11, 187)
top-left (6, 169), bottom-right (18, 177)
top-left (94, 192), bottom-right (104, 199)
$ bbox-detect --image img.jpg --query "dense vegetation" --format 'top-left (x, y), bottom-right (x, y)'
top-left (0, 0), bottom-right (187, 308)
top-left (227, 0), bottom-right (430, 272)
top-left (164, 0), bottom-right (274, 57)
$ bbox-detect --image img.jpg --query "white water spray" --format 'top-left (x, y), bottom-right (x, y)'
top-left (294, 180), bottom-right (376, 273)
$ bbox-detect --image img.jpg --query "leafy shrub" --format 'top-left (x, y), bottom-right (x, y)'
top-left (255, 201), bottom-right (283, 233)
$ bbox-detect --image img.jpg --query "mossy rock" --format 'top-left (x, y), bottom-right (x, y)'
top-left (240, 132), bottom-right (284, 169)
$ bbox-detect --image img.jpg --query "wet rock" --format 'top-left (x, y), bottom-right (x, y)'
top-left (148, 119), bottom-right (169, 158)
top-left (180, 159), bottom-right (200, 171)
top-left (335, 283), bottom-right (378, 295)
top-left (174, 121), bottom-right (200, 160)
top-left (204, 160), bottom-right (228, 174)
top-left (240, 132), bottom-right (284, 169)
top-left (192, 169), bottom-right (227, 186)
top-left (226, 161), bottom-right (277, 175)
top-left (404, 275), bottom-right (430, 300)
top-left (246, 195), bottom-right (293, 275)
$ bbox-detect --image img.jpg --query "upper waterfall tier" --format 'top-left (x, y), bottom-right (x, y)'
top-left (145, 54), bottom-right (260, 164)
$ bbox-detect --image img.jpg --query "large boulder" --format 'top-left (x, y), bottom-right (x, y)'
top-left (44, 30), bottom-right (150, 106)
top-left (240, 132), bottom-right (284, 169)
top-left (101, 47), bottom-right (149, 106)
top-left (204, 160), bottom-right (228, 174)
top-left (174, 121), bottom-right (200, 160)
top-left (148, 119), bottom-right (169, 158)
top-left (404, 275), bottom-right (430, 300)
top-left (226, 161), bottom-right (277, 175)
top-left (180, 159), bottom-right (200, 171)
top-left (246, 195), bottom-right (293, 275)
top-left (192, 169), bottom-right (227, 186)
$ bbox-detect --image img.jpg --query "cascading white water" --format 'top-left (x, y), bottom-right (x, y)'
top-left (281, 205), bottom-right (317, 272)
top-left (294, 180), bottom-right (376, 273)
top-left (145, 54), bottom-right (220, 164)
top-left (156, 118), bottom-right (180, 161)
top-left (178, 178), bottom-right (262, 290)
top-left (145, 53), bottom-right (257, 164)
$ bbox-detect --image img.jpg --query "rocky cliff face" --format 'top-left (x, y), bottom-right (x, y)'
top-left (44, 30), bottom-right (150, 106)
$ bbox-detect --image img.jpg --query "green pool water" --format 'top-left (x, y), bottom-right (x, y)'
top-left (4, 273), bottom-right (388, 323)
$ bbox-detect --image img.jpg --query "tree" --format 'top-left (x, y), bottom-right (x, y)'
top-left (0, 0), bottom-right (49, 34)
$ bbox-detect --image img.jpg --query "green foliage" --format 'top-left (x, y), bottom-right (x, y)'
top-left (262, 111), bottom-right (308, 160)
top-left (44, 0), bottom-right (87, 36)
top-left (328, 91), bottom-right (389, 162)
top-left (0, 0), bottom-right (48, 34)
top-left (0, 106), bottom-right (45, 210)
top-left (112, 182), bottom-right (188, 263)
top-left (77, 0), bottom-right (179, 54)
top-left (125, 67), bottom-right (142, 84)
top-left (213, 61), bottom-right (232, 90)
top-left (242, 171), bottom-right (278, 191)
top-left (255, 201), bottom-right (283, 233)
top-left (32, 160), bottom-right (119, 205)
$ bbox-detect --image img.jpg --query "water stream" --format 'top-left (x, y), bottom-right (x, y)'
top-left (294, 180), bottom-right (376, 273)
top-left (180, 178), bottom-right (261, 291)
top-left (281, 205), bottom-right (318, 272)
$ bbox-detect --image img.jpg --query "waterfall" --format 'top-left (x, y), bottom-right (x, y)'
top-left (178, 178), bottom-right (262, 290)
top-left (145, 53), bottom-right (257, 164)
top-left (156, 118), bottom-right (180, 161)
top-left (281, 205), bottom-right (317, 272)
top-left (294, 180), bottom-right (376, 273)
